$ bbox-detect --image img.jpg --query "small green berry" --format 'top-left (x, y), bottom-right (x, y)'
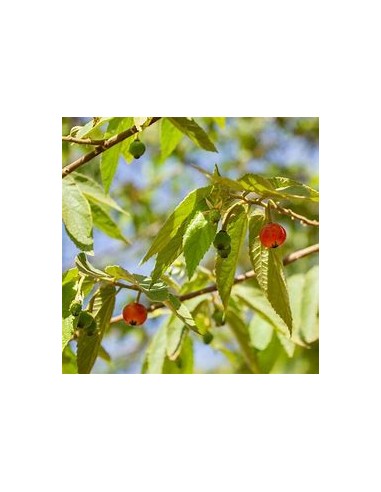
top-left (129, 139), bottom-right (146, 159)
top-left (218, 245), bottom-right (231, 258)
top-left (202, 332), bottom-right (214, 345)
top-left (77, 311), bottom-right (95, 330)
top-left (209, 210), bottom-right (220, 224)
top-left (70, 300), bottom-right (82, 317)
top-left (213, 230), bottom-right (231, 250)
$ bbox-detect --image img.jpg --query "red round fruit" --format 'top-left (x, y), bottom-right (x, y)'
top-left (259, 222), bottom-right (287, 248)
top-left (122, 302), bottom-right (148, 326)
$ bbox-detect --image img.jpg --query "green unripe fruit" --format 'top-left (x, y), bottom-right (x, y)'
top-left (78, 311), bottom-right (95, 330)
top-left (202, 331), bottom-right (214, 345)
top-left (86, 319), bottom-right (97, 337)
top-left (212, 310), bottom-right (225, 326)
top-left (129, 139), bottom-right (146, 159)
top-left (218, 245), bottom-right (231, 259)
top-left (209, 210), bottom-right (220, 224)
top-left (70, 300), bottom-right (82, 317)
top-left (213, 230), bottom-right (231, 250)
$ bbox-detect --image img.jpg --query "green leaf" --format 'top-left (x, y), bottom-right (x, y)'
top-left (267, 177), bottom-right (319, 202)
top-left (62, 268), bottom-right (79, 285)
top-left (75, 117), bottom-right (112, 139)
top-left (248, 212), bottom-right (267, 291)
top-left (62, 276), bottom-right (78, 351)
top-left (160, 118), bottom-right (184, 160)
top-left (62, 176), bottom-right (93, 252)
top-left (216, 204), bottom-right (248, 308)
top-left (267, 249), bottom-right (293, 334)
top-left (146, 323), bottom-right (167, 374)
top-left (288, 266), bottom-right (319, 343)
top-left (150, 223), bottom-right (187, 282)
top-left (248, 214), bottom-right (293, 334)
top-left (183, 210), bottom-right (218, 279)
top-left (73, 173), bottom-right (128, 215)
top-left (133, 275), bottom-right (169, 302)
top-left (89, 201), bottom-right (129, 244)
top-left (75, 252), bottom-right (111, 280)
top-left (142, 186), bottom-right (211, 263)
top-left (62, 344), bottom-right (78, 374)
top-left (77, 284), bottom-right (116, 374)
top-left (100, 117), bottom-right (134, 191)
top-left (249, 314), bottom-right (273, 351)
top-left (163, 335), bottom-right (193, 374)
top-left (104, 265), bottom-right (135, 283)
top-left (164, 294), bottom-right (200, 334)
top-left (233, 286), bottom-right (290, 338)
top-left (168, 117), bottom-right (218, 152)
top-left (166, 317), bottom-right (187, 360)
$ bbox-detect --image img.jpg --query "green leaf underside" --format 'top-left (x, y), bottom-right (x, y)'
top-left (164, 294), bottom-right (199, 334)
top-left (267, 248), bottom-right (293, 334)
top-left (248, 213), bottom-right (268, 291)
top-left (62, 277), bottom-right (78, 351)
top-left (142, 186), bottom-right (212, 263)
top-left (248, 213), bottom-right (293, 335)
top-left (216, 204), bottom-right (248, 309)
top-left (163, 336), bottom-right (193, 374)
top-left (166, 317), bottom-right (187, 360)
top-left (160, 118), bottom-right (184, 160)
top-left (233, 286), bottom-right (290, 338)
top-left (77, 284), bottom-right (116, 374)
top-left (211, 173), bottom-right (319, 202)
top-left (100, 117), bottom-right (134, 192)
top-left (75, 252), bottom-right (111, 280)
top-left (104, 265), bottom-right (135, 282)
top-left (133, 275), bottom-right (169, 302)
top-left (168, 117), bottom-right (218, 152)
top-left (249, 314), bottom-right (274, 351)
top-left (288, 266), bottom-right (319, 343)
top-left (73, 173), bottom-right (128, 215)
top-left (75, 117), bottom-right (112, 139)
top-left (146, 322), bottom-right (167, 374)
top-left (89, 202), bottom-right (129, 244)
top-left (62, 177), bottom-right (93, 250)
top-left (183, 210), bottom-right (218, 279)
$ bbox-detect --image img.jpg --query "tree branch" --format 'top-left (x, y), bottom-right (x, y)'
top-left (110, 243), bottom-right (319, 324)
top-left (62, 135), bottom-right (106, 145)
top-left (62, 117), bottom-right (161, 178)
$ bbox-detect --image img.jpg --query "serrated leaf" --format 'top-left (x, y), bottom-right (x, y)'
top-left (216, 204), bottom-right (248, 309)
top-left (104, 265), bottom-right (135, 283)
top-left (89, 201), bottom-right (129, 244)
top-left (164, 294), bottom-right (200, 334)
top-left (75, 252), bottom-right (111, 280)
top-left (146, 323), bottom-right (167, 374)
top-left (160, 118), bottom-right (184, 160)
top-left (62, 277), bottom-right (78, 351)
top-left (267, 177), bottom-right (319, 202)
top-left (73, 173), bottom-right (128, 216)
top-left (75, 117), bottom-right (112, 139)
top-left (248, 214), bottom-right (293, 335)
top-left (142, 186), bottom-right (211, 263)
top-left (62, 176), bottom-right (93, 251)
top-left (267, 249), bottom-right (293, 334)
top-left (163, 335), bottom-right (193, 374)
top-left (233, 286), bottom-right (290, 338)
top-left (183, 210), bottom-right (217, 279)
top-left (168, 117), bottom-right (218, 152)
top-left (77, 284), bottom-right (116, 374)
top-left (248, 213), bottom-right (267, 291)
top-left (288, 266), bottom-right (319, 343)
top-left (249, 314), bottom-right (273, 350)
top-left (133, 275), bottom-right (169, 302)
top-left (166, 317), bottom-right (186, 360)
top-left (100, 117), bottom-right (134, 191)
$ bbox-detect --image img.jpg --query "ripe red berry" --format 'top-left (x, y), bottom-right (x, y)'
top-left (259, 222), bottom-right (287, 248)
top-left (122, 302), bottom-right (148, 326)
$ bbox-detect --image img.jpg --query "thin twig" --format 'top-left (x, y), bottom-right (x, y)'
top-left (109, 243), bottom-right (319, 324)
top-left (62, 117), bottom-right (161, 178)
top-left (62, 135), bottom-right (106, 145)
